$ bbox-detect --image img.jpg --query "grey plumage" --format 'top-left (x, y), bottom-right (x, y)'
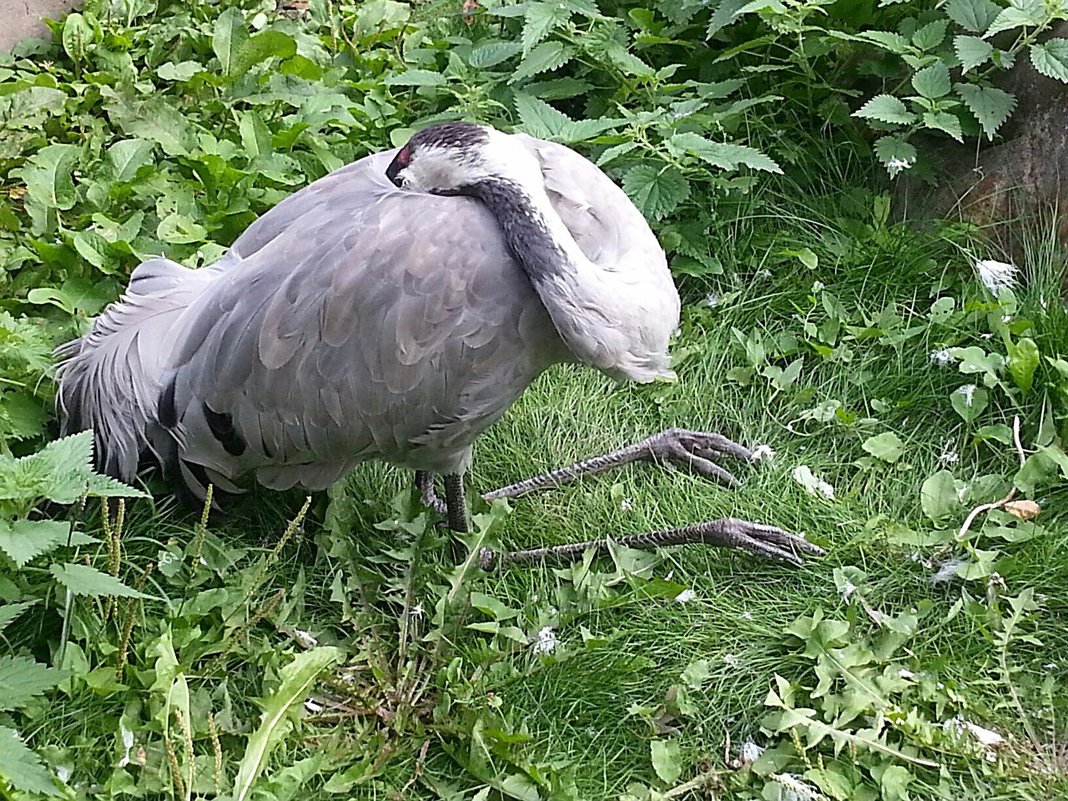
top-left (56, 129), bottom-right (679, 499)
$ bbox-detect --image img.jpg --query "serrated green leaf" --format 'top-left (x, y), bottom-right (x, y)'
top-left (873, 136), bottom-right (917, 177)
top-left (16, 144), bottom-right (79, 211)
top-left (384, 69), bottom-right (447, 87)
top-left (0, 656), bottom-right (65, 710)
top-left (862, 432), bottom-right (904, 463)
top-left (107, 138), bottom-right (154, 182)
top-left (467, 41), bottom-right (522, 69)
top-left (913, 19), bottom-right (947, 50)
top-left (954, 35), bottom-right (993, 72)
top-left (0, 519), bottom-right (71, 568)
top-left (922, 110), bottom-right (964, 141)
top-left (956, 83), bottom-right (1015, 139)
top-left (50, 563), bottom-right (152, 599)
top-left (708, 0), bottom-right (747, 36)
top-left (232, 647), bottom-right (343, 801)
top-left (1030, 39), bottom-right (1068, 82)
top-left (0, 601), bottom-right (36, 636)
top-left (651, 739), bottom-right (682, 784)
top-left (511, 41), bottom-right (571, 83)
top-left (986, 0), bottom-right (1046, 37)
top-left (213, 7), bottom-right (249, 76)
top-left (853, 94), bottom-right (915, 125)
top-left (670, 131), bottom-right (781, 173)
top-left (523, 2), bottom-right (570, 54)
top-left (622, 165), bottom-right (689, 220)
top-left (912, 62), bottom-right (951, 98)
top-left (514, 93), bottom-right (570, 139)
top-left (0, 726), bottom-right (62, 796)
top-left (856, 30), bottom-right (912, 54)
top-left (945, 0), bottom-right (1001, 33)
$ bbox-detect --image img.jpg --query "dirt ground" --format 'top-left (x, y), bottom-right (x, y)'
top-left (0, 0), bottom-right (79, 51)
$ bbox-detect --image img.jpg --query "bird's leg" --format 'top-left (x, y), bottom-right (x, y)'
top-left (443, 473), bottom-right (469, 533)
top-left (414, 470), bottom-right (448, 516)
top-left (479, 518), bottom-right (824, 570)
top-left (482, 428), bottom-right (755, 502)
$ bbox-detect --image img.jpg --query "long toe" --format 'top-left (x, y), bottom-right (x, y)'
top-left (716, 518), bottom-right (824, 566)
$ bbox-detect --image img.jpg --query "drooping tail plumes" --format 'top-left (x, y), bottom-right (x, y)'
top-left (55, 257), bottom-right (217, 480)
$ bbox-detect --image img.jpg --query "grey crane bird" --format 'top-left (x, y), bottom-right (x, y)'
top-left (56, 122), bottom-right (821, 567)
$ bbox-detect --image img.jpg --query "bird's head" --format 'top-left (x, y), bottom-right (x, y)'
top-left (385, 122), bottom-right (540, 195)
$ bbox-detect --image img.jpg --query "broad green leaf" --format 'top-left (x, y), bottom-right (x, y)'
top-left (514, 93), bottom-right (569, 139)
top-left (950, 384), bottom-right (988, 424)
top-left (945, 0), bottom-right (1001, 33)
top-left (110, 98), bottom-right (195, 156)
top-left (670, 131), bottom-right (781, 173)
top-left (383, 69), bottom-right (447, 87)
top-left (912, 19), bottom-right (947, 50)
top-left (0, 656), bottom-right (64, 711)
top-left (232, 647), bottom-right (343, 801)
top-left (855, 30), bottom-right (912, 54)
top-left (468, 41), bottom-right (521, 68)
top-left (954, 35), bottom-right (993, 72)
top-left (853, 94), bottom-right (915, 125)
top-left (873, 136), bottom-right (917, 177)
top-left (0, 726), bottom-right (62, 796)
top-left (862, 432), bottom-right (904, 463)
top-left (1015, 447), bottom-right (1068, 493)
top-left (213, 7), bottom-right (249, 76)
top-left (50, 563), bottom-right (151, 599)
top-left (156, 60), bottom-right (202, 82)
top-left (922, 110), bottom-right (964, 141)
top-left (157, 213), bottom-right (207, 244)
top-left (511, 41), bottom-right (571, 83)
top-left (1007, 337), bottom-right (1039, 394)
top-left (1030, 39), bottom-right (1068, 82)
top-left (650, 739), bottom-right (682, 784)
top-left (912, 62), bottom-right (951, 98)
top-left (956, 83), bottom-right (1015, 139)
top-left (61, 13), bottom-right (94, 62)
top-left (232, 30), bottom-right (298, 77)
top-left (238, 111), bottom-right (273, 158)
top-left (0, 519), bottom-right (71, 568)
top-left (921, 470), bottom-right (963, 525)
top-left (707, 0), bottom-right (747, 36)
top-left (879, 764), bottom-right (914, 801)
top-left (16, 144), bottom-right (79, 211)
top-left (622, 165), bottom-right (690, 220)
top-left (986, 1), bottom-right (1046, 37)
top-left (681, 659), bottom-right (711, 689)
top-left (107, 138), bottom-right (154, 182)
top-left (523, 2), bottom-right (570, 53)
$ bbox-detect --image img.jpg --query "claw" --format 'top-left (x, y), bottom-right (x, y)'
top-left (642, 428), bottom-right (753, 488)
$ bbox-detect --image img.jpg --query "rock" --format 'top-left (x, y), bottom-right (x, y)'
top-left (0, 0), bottom-right (81, 52)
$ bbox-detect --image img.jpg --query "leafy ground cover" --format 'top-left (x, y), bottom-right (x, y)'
top-left (1, 0), bottom-right (1067, 799)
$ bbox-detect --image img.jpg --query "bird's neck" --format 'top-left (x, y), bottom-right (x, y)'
top-left (466, 176), bottom-right (675, 383)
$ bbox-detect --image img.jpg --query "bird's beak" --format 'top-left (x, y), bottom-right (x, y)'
top-left (385, 156), bottom-right (405, 188)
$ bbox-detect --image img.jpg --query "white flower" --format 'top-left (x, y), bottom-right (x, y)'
top-left (740, 611), bottom-right (753, 621)
top-left (740, 738), bottom-right (764, 763)
top-left (929, 348), bottom-right (953, 366)
top-left (705, 292), bottom-right (719, 307)
top-left (620, 497), bottom-right (633, 511)
top-left (751, 444), bottom-right (776, 463)
top-left (532, 626), bottom-right (557, 654)
top-left (723, 653), bottom-right (740, 666)
top-left (792, 465), bottom-right (835, 500)
top-left (409, 602), bottom-right (424, 618)
top-left (938, 450), bottom-right (960, 465)
top-left (674, 588), bottom-right (696, 604)
top-left (975, 259), bottom-right (1018, 294)
top-left (887, 156), bottom-right (915, 177)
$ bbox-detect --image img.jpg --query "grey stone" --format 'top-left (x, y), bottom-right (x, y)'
top-left (0, 0), bottom-right (81, 52)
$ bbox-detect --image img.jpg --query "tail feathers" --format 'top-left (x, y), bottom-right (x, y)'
top-left (56, 257), bottom-right (204, 481)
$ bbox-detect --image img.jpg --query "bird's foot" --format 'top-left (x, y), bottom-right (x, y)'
top-left (414, 470), bottom-right (448, 517)
top-left (479, 517), bottom-right (824, 570)
top-left (635, 428), bottom-right (755, 488)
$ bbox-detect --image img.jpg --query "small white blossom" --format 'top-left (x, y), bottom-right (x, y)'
top-left (410, 602), bottom-right (424, 618)
top-left (740, 738), bottom-right (764, 763)
top-left (929, 348), bottom-right (953, 366)
top-left (975, 259), bottom-right (1018, 294)
top-left (532, 626), bottom-right (557, 654)
top-left (740, 611), bottom-right (753, 621)
top-left (620, 497), bottom-right (633, 511)
top-left (705, 292), bottom-right (719, 307)
top-left (674, 588), bottom-right (696, 604)
top-left (887, 156), bottom-right (915, 177)
top-left (751, 444), bottom-right (776, 463)
top-left (938, 450), bottom-right (960, 465)
top-left (723, 653), bottom-right (740, 666)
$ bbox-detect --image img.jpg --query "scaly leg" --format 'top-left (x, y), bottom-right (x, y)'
top-left (483, 428), bottom-right (755, 501)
